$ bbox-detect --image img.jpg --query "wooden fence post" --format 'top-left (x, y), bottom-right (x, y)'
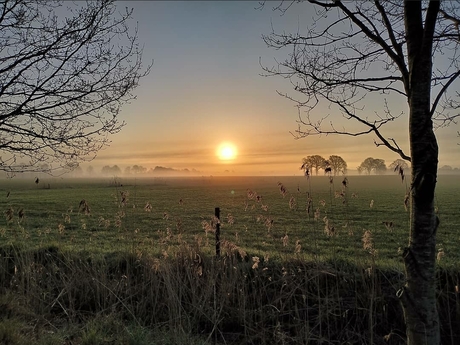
top-left (215, 207), bottom-right (220, 257)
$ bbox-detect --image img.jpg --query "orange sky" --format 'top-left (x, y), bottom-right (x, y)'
top-left (83, 1), bottom-right (459, 176)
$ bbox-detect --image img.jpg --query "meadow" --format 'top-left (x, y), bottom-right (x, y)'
top-left (1, 174), bottom-right (459, 266)
top-left (0, 174), bottom-right (459, 344)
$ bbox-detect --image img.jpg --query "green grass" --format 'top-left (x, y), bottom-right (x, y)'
top-left (0, 174), bottom-right (458, 268)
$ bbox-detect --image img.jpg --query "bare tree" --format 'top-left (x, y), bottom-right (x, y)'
top-left (263, 1), bottom-right (460, 344)
top-left (357, 157), bottom-right (376, 175)
top-left (439, 165), bottom-right (453, 171)
top-left (101, 164), bottom-right (121, 176)
top-left (389, 158), bottom-right (409, 182)
top-left (328, 155), bottom-right (347, 175)
top-left (373, 158), bottom-right (387, 175)
top-left (389, 158), bottom-right (410, 171)
top-left (0, 0), bottom-right (150, 174)
top-left (300, 154), bottom-right (327, 175)
top-left (357, 157), bottom-right (386, 175)
top-left (132, 164), bottom-right (147, 174)
top-left (86, 165), bottom-right (94, 176)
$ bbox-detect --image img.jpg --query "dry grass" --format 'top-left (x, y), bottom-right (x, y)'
top-left (0, 175), bottom-right (459, 343)
top-left (0, 243), bottom-right (408, 344)
top-left (0, 239), bottom-right (459, 344)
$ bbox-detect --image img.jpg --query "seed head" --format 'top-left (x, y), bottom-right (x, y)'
top-left (295, 240), bottom-right (301, 253)
top-left (362, 230), bottom-right (376, 256)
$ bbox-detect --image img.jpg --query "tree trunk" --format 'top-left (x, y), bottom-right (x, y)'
top-left (401, 84), bottom-right (440, 345)
top-left (400, 2), bottom-right (440, 344)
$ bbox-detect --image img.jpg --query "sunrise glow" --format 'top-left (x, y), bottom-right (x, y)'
top-left (217, 142), bottom-right (237, 161)
top-left (85, 1), bottom-right (459, 176)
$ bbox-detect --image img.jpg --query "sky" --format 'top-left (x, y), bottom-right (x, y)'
top-left (86, 1), bottom-right (459, 176)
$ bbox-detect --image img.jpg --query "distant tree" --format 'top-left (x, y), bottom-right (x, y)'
top-left (439, 165), bottom-right (453, 171)
top-left (132, 165), bottom-right (147, 174)
top-left (357, 157), bottom-right (375, 175)
top-left (124, 166), bottom-right (132, 175)
top-left (389, 159), bottom-right (408, 181)
top-left (389, 159), bottom-right (410, 172)
top-left (0, 0), bottom-right (150, 174)
top-left (86, 166), bottom-right (94, 176)
top-left (328, 155), bottom-right (347, 175)
top-left (113, 165), bottom-right (122, 176)
top-left (101, 165), bottom-right (121, 176)
top-left (101, 166), bottom-right (110, 175)
top-left (373, 159), bottom-right (387, 175)
top-left (301, 155), bottom-right (327, 175)
top-left (70, 166), bottom-right (84, 177)
top-left (357, 157), bottom-right (387, 175)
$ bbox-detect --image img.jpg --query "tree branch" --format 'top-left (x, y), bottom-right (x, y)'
top-left (0, 0), bottom-right (151, 173)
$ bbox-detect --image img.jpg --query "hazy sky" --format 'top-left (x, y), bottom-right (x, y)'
top-left (89, 1), bottom-right (459, 175)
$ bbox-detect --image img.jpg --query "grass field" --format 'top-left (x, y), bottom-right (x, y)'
top-left (0, 174), bottom-right (459, 344)
top-left (0, 174), bottom-right (458, 267)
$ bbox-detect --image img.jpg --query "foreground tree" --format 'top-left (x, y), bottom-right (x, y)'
top-left (300, 155), bottom-right (327, 175)
top-left (328, 155), bottom-right (347, 175)
top-left (0, 0), bottom-right (150, 174)
top-left (263, 1), bottom-right (460, 343)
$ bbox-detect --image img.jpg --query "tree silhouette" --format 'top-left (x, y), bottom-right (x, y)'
top-left (439, 165), bottom-right (453, 171)
top-left (0, 0), bottom-right (150, 174)
top-left (132, 165), bottom-right (147, 174)
top-left (357, 157), bottom-right (376, 175)
top-left (389, 159), bottom-right (410, 172)
top-left (300, 155), bottom-right (327, 175)
top-left (328, 155), bottom-right (347, 175)
top-left (86, 166), bottom-right (94, 176)
top-left (357, 157), bottom-right (386, 175)
top-left (101, 165), bottom-right (121, 176)
top-left (373, 158), bottom-right (387, 175)
top-left (263, 1), bottom-right (460, 343)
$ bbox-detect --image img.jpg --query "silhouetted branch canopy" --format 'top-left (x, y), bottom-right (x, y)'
top-left (0, 0), bottom-right (150, 173)
top-left (262, 0), bottom-right (460, 162)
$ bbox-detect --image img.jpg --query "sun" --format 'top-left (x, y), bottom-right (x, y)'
top-left (217, 142), bottom-right (237, 161)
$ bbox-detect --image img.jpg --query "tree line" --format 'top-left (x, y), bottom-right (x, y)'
top-left (301, 155), bottom-right (347, 176)
top-left (300, 155), bottom-right (411, 176)
top-left (23, 164), bottom-right (191, 177)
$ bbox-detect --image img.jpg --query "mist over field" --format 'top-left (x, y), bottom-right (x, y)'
top-left (1, 174), bottom-right (458, 266)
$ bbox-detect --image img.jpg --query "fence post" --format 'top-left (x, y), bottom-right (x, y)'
top-left (215, 207), bottom-right (220, 257)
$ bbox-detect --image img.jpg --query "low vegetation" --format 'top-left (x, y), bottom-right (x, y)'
top-left (0, 175), bottom-right (459, 344)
